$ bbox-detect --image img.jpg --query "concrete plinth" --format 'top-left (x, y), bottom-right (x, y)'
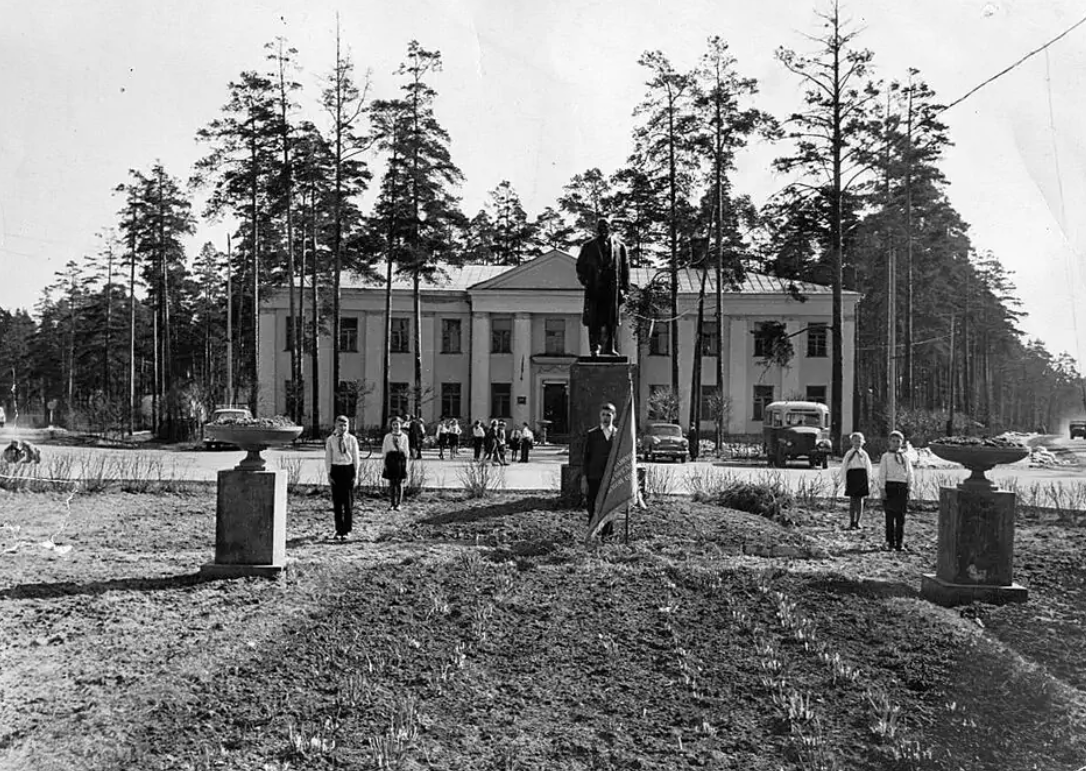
top-left (560, 358), bottom-right (635, 501)
top-left (921, 574), bottom-right (1028, 606)
top-left (200, 469), bottom-right (287, 579)
top-left (920, 486), bottom-right (1028, 606)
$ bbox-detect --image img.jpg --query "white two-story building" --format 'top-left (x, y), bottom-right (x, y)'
top-left (258, 249), bottom-right (859, 438)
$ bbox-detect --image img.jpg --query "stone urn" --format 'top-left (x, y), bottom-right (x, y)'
top-left (921, 439), bottom-right (1030, 606)
top-left (201, 420), bottom-right (302, 579)
top-left (927, 442), bottom-right (1029, 490)
top-left (204, 424), bottom-right (303, 471)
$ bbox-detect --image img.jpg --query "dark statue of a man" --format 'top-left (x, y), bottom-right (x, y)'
top-left (576, 217), bottom-right (630, 357)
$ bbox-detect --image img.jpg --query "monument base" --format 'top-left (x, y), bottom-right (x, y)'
top-left (200, 562), bottom-right (287, 579)
top-left (920, 573), bottom-right (1028, 607)
top-left (207, 468), bottom-right (287, 576)
top-left (562, 358), bottom-right (636, 507)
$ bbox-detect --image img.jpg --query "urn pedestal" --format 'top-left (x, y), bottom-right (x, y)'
top-left (199, 424), bottom-right (301, 579)
top-left (920, 443), bottom-right (1029, 606)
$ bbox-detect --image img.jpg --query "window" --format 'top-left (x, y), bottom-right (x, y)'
top-left (339, 317), bottom-right (359, 353)
top-left (336, 380), bottom-right (358, 418)
top-left (753, 385), bottom-right (775, 421)
top-left (699, 385), bottom-right (716, 421)
top-left (806, 385), bottom-right (827, 404)
top-left (441, 382), bottom-right (462, 418)
top-left (390, 317), bottom-right (410, 353)
top-left (647, 384), bottom-right (670, 421)
top-left (390, 382), bottom-right (410, 417)
top-left (699, 320), bottom-right (720, 357)
top-left (649, 321), bottom-right (669, 356)
top-left (544, 318), bottom-right (566, 355)
top-left (441, 318), bottom-right (462, 354)
top-left (491, 317), bottom-right (512, 353)
top-left (753, 322), bottom-right (770, 358)
top-left (490, 382), bottom-right (511, 418)
top-left (807, 323), bottom-right (828, 358)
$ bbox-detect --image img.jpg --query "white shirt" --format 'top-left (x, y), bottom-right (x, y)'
top-left (472, 425), bottom-right (485, 438)
top-left (325, 432), bottom-right (360, 474)
top-left (877, 450), bottom-right (914, 495)
top-left (382, 432), bottom-right (411, 461)
top-left (521, 428), bottom-right (534, 442)
top-left (599, 424), bottom-right (615, 441)
top-left (451, 422), bottom-right (462, 435)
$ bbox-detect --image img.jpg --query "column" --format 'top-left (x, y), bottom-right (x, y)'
top-left (618, 319), bottom-right (636, 363)
top-left (727, 319), bottom-right (748, 434)
top-left (579, 323), bottom-right (591, 357)
top-left (421, 314), bottom-right (436, 421)
top-left (363, 312), bottom-right (383, 426)
top-left (781, 320), bottom-right (801, 401)
top-left (512, 313), bottom-right (532, 426)
top-left (470, 312), bottom-right (491, 420)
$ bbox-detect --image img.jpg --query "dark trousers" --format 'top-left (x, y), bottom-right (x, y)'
top-left (330, 464), bottom-right (356, 536)
top-left (473, 437), bottom-right (484, 460)
top-left (389, 480), bottom-right (403, 507)
top-left (586, 477), bottom-right (613, 538)
top-left (520, 441), bottom-right (531, 463)
top-left (883, 481), bottom-right (908, 548)
top-left (589, 325), bottom-right (617, 355)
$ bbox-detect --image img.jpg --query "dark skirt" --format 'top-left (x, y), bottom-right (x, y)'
top-left (844, 468), bottom-right (869, 498)
top-left (383, 450), bottom-right (407, 481)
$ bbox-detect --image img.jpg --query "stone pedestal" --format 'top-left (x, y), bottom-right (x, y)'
top-left (560, 357), bottom-right (635, 501)
top-left (200, 469), bottom-right (287, 578)
top-left (920, 486), bottom-right (1027, 606)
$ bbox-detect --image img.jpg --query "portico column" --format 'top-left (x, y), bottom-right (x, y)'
top-left (512, 313), bottom-right (532, 426)
top-left (727, 319), bottom-right (748, 434)
top-left (471, 312), bottom-right (491, 420)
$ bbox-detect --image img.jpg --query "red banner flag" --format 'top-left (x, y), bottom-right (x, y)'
top-left (586, 387), bottom-right (637, 541)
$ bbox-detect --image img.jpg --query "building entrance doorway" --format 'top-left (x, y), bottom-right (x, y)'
top-left (542, 382), bottom-right (569, 439)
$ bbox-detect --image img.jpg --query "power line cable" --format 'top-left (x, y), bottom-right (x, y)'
top-left (940, 12), bottom-right (1086, 113)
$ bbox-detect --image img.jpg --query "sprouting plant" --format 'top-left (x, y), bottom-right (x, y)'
top-left (866, 688), bottom-right (900, 740)
top-left (287, 716), bottom-right (339, 759)
top-left (367, 696), bottom-right (420, 769)
top-left (471, 604), bottom-right (494, 642)
top-left (786, 689), bottom-right (815, 724)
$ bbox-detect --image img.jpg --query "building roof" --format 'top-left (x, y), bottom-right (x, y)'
top-left (339, 249), bottom-right (852, 296)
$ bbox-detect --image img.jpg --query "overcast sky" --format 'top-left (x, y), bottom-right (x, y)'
top-left (2, 0), bottom-right (1086, 365)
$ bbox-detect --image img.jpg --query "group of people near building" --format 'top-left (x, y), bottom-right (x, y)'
top-left (469, 419), bottom-right (534, 465)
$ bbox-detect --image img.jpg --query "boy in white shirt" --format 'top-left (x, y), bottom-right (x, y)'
top-left (877, 430), bottom-right (914, 551)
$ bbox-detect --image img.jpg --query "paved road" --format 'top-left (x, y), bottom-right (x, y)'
top-left (10, 435), bottom-right (1086, 493)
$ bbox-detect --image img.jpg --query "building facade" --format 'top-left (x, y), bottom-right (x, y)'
top-left (258, 250), bottom-right (860, 438)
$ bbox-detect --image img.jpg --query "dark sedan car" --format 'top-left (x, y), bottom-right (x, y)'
top-left (640, 423), bottom-right (689, 462)
top-left (1071, 420), bottom-right (1086, 440)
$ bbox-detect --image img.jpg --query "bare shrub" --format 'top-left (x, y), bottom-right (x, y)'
top-left (456, 461), bottom-right (505, 499)
top-left (642, 464), bottom-right (677, 498)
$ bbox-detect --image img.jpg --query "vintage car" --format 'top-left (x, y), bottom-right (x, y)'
top-left (640, 422), bottom-right (689, 462)
top-left (762, 401), bottom-right (832, 468)
top-left (1070, 420), bottom-right (1086, 440)
top-left (202, 406), bottom-right (253, 449)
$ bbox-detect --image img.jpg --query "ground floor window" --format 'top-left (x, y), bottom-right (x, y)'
top-left (441, 382), bottom-right (463, 418)
top-left (490, 382), bottom-right (511, 418)
top-left (753, 384), bottom-right (774, 421)
top-left (390, 382), bottom-right (410, 417)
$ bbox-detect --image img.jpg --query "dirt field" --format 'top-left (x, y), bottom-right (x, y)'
top-left (1, 487), bottom-right (1084, 770)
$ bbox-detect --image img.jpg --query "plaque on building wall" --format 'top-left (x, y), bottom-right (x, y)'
top-left (517, 396), bottom-right (527, 405)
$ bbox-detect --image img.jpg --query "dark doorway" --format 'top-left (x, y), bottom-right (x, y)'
top-left (543, 382), bottom-right (569, 436)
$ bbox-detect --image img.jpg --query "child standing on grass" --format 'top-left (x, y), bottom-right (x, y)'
top-left (877, 430), bottom-right (914, 551)
top-left (838, 431), bottom-right (873, 530)
top-left (382, 417), bottom-right (410, 512)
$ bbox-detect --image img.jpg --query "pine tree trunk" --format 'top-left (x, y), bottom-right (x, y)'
top-left (128, 230), bottom-right (136, 435)
top-left (309, 195), bottom-right (321, 437)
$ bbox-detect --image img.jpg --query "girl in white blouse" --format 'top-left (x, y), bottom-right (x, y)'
top-left (838, 431), bottom-right (873, 529)
top-left (381, 417), bottom-right (411, 511)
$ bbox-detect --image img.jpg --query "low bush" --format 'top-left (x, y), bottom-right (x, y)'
top-left (456, 461), bottom-right (505, 499)
top-left (712, 479), bottom-right (795, 524)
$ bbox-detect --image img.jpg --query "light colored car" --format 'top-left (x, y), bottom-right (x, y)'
top-left (202, 407), bottom-right (253, 448)
top-left (640, 423), bottom-right (689, 463)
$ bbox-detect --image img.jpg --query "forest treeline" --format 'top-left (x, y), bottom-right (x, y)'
top-left (1, 2), bottom-right (1082, 442)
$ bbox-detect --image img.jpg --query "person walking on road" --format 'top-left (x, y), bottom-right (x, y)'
top-left (382, 416), bottom-right (411, 511)
top-left (519, 422), bottom-right (534, 463)
top-left (325, 415), bottom-right (360, 542)
top-left (472, 420), bottom-right (485, 461)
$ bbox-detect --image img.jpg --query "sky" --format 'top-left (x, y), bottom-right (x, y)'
top-left (2, 0), bottom-right (1086, 366)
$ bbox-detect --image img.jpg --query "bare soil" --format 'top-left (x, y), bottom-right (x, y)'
top-left (1, 487), bottom-right (1084, 770)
